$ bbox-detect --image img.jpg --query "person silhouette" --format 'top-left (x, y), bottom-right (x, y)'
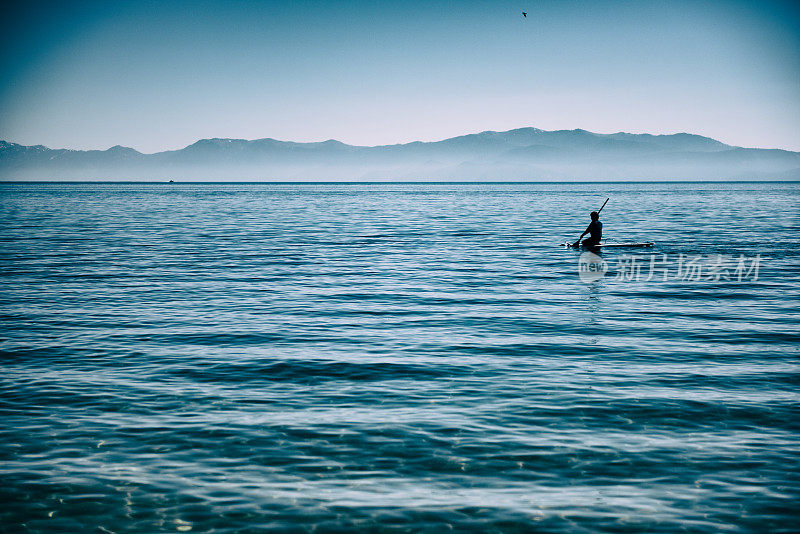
top-left (574, 211), bottom-right (602, 248)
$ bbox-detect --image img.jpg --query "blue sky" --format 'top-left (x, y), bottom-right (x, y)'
top-left (1, 0), bottom-right (798, 153)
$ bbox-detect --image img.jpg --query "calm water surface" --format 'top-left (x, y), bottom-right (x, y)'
top-left (1, 182), bottom-right (799, 532)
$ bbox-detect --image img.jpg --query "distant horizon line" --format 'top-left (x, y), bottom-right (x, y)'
top-left (3, 180), bottom-right (799, 184)
top-left (4, 126), bottom-right (798, 155)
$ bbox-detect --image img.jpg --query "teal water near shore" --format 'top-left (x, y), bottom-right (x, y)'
top-left (1, 182), bottom-right (799, 532)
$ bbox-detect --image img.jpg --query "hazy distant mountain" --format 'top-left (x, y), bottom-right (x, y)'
top-left (2, 128), bottom-right (799, 181)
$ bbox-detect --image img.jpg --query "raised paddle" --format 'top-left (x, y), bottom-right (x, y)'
top-left (572, 198), bottom-right (609, 248)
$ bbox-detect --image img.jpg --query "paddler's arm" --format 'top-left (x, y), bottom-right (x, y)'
top-left (572, 225), bottom-right (591, 247)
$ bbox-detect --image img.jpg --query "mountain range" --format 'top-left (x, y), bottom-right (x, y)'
top-left (2, 127), bottom-right (799, 181)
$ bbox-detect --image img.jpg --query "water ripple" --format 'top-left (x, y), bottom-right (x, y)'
top-left (1, 182), bottom-right (799, 532)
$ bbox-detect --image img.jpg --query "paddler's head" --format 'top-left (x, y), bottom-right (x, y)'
top-left (590, 211), bottom-right (599, 221)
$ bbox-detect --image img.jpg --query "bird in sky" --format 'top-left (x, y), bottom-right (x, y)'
top-left (522, 11), bottom-right (527, 17)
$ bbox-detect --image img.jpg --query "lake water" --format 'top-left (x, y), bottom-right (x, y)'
top-left (1, 182), bottom-right (799, 532)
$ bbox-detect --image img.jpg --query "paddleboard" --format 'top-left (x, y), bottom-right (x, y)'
top-left (563, 242), bottom-right (654, 249)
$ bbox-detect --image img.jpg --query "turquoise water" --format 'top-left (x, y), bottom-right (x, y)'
top-left (1, 182), bottom-right (799, 532)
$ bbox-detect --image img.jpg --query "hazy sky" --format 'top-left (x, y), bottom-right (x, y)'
top-left (1, 0), bottom-right (798, 153)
